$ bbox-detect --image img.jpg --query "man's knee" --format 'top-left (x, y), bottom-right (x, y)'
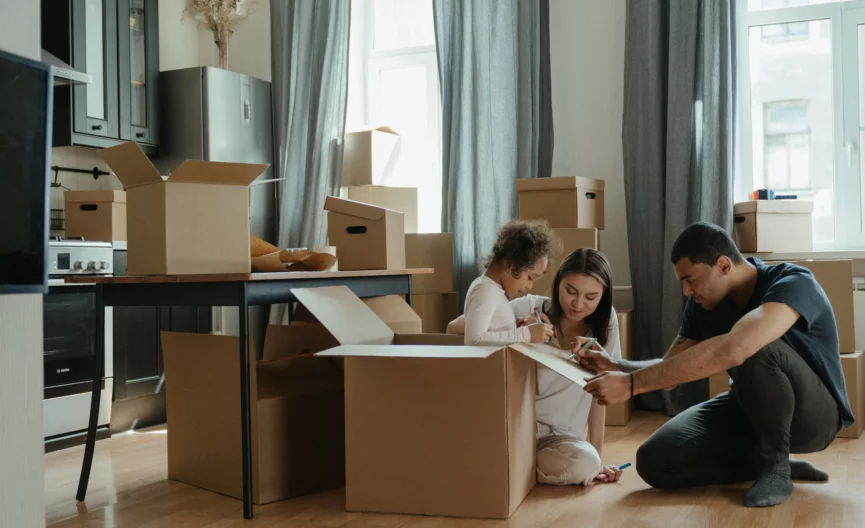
top-left (537, 440), bottom-right (601, 486)
top-left (736, 340), bottom-right (786, 382)
top-left (636, 437), bottom-right (679, 490)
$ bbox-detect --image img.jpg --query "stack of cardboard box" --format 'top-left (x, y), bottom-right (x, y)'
top-left (405, 233), bottom-right (459, 333)
top-left (606, 310), bottom-right (634, 426)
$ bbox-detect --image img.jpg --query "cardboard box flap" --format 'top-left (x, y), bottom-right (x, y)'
top-left (316, 344), bottom-right (500, 359)
top-left (98, 141), bottom-right (163, 188)
top-left (291, 286), bottom-right (394, 345)
top-left (362, 296), bottom-right (422, 332)
top-left (510, 343), bottom-right (596, 387)
top-left (324, 196), bottom-right (394, 220)
top-left (64, 190), bottom-right (127, 204)
top-left (516, 176), bottom-right (605, 193)
top-left (169, 160), bottom-right (269, 186)
top-left (734, 200), bottom-right (814, 215)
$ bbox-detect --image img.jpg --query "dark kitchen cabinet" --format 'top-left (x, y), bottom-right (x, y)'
top-left (42, 0), bottom-right (160, 155)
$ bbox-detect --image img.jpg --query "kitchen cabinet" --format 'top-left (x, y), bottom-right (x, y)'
top-left (42, 0), bottom-right (160, 155)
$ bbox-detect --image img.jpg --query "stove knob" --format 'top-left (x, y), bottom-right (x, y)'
top-left (72, 261), bottom-right (84, 271)
top-left (86, 261), bottom-right (99, 272)
top-left (99, 261), bottom-right (109, 271)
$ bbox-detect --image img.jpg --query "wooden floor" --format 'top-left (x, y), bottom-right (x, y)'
top-left (45, 412), bottom-right (865, 528)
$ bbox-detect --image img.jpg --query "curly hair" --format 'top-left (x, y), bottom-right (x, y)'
top-left (482, 220), bottom-right (557, 277)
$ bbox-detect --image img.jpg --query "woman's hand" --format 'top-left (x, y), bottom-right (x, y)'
top-left (594, 464), bottom-right (623, 483)
top-left (573, 337), bottom-right (618, 373)
top-left (527, 322), bottom-right (555, 343)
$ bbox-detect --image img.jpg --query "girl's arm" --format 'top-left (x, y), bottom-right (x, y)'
top-left (464, 284), bottom-right (532, 345)
top-left (447, 295), bottom-right (549, 335)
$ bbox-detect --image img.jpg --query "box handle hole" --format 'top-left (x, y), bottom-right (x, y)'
top-left (80, 204), bottom-right (99, 211)
top-left (346, 226), bottom-right (368, 235)
top-left (734, 216), bottom-right (745, 224)
top-left (585, 192), bottom-right (596, 199)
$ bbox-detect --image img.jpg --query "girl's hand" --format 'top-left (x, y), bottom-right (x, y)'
top-left (527, 322), bottom-right (555, 343)
top-left (594, 464), bottom-right (624, 483)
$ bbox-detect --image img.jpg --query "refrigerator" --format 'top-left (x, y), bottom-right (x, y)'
top-left (156, 67), bottom-right (275, 355)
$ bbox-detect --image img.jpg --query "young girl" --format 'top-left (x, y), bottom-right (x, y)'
top-left (464, 220), bottom-right (556, 346)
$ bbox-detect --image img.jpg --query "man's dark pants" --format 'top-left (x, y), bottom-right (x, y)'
top-left (636, 340), bottom-right (841, 489)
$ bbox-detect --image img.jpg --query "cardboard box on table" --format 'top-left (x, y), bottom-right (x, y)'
top-left (302, 286), bottom-right (595, 519)
top-left (161, 325), bottom-right (345, 504)
top-left (840, 351), bottom-right (865, 439)
top-left (64, 190), bottom-right (127, 242)
top-left (342, 185), bottom-right (418, 234)
top-left (325, 196), bottom-right (405, 271)
top-left (98, 142), bottom-right (269, 275)
top-left (342, 126), bottom-right (401, 186)
top-left (606, 309), bottom-right (634, 426)
top-left (516, 176), bottom-right (605, 229)
top-left (733, 200), bottom-right (814, 253)
top-left (518, 228), bottom-right (599, 299)
top-left (405, 233), bottom-right (454, 294)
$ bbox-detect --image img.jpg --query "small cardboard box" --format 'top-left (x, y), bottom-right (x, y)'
top-left (405, 233), bottom-right (455, 294)
top-left (342, 185), bottom-right (418, 234)
top-left (64, 190), bottom-right (127, 242)
top-left (304, 286), bottom-right (595, 519)
top-left (516, 176), bottom-right (605, 229)
top-left (840, 351), bottom-right (865, 439)
top-left (733, 200), bottom-right (814, 253)
top-left (325, 196), bottom-right (406, 271)
top-left (161, 329), bottom-right (346, 504)
top-left (520, 228), bottom-right (599, 299)
top-left (99, 142), bottom-right (269, 275)
top-left (342, 126), bottom-right (401, 186)
top-left (413, 292), bottom-right (460, 333)
top-left (709, 372), bottom-right (731, 398)
top-left (606, 309), bottom-right (634, 426)
top-left (781, 260), bottom-right (854, 354)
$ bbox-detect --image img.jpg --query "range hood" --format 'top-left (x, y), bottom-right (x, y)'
top-left (41, 49), bottom-right (91, 86)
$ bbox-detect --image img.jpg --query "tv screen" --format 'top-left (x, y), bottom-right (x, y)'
top-left (0, 49), bottom-right (52, 294)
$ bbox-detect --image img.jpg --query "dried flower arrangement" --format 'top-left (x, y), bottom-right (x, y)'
top-left (182, 0), bottom-right (259, 69)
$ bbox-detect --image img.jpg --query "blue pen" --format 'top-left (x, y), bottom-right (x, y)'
top-left (617, 462), bottom-right (632, 471)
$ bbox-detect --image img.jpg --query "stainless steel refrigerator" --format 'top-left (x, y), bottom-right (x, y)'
top-left (156, 66), bottom-right (275, 353)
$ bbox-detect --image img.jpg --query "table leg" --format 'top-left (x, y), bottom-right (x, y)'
top-left (238, 283), bottom-right (254, 518)
top-left (76, 284), bottom-right (105, 502)
top-left (405, 275), bottom-right (413, 307)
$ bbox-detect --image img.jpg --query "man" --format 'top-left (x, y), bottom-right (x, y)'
top-left (581, 222), bottom-right (851, 508)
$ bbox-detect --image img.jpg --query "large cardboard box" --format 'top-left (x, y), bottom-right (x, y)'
top-left (161, 329), bottom-right (346, 504)
top-left (342, 186), bottom-right (418, 234)
top-left (325, 196), bottom-right (406, 271)
top-left (342, 126), bottom-right (401, 186)
top-left (64, 190), bottom-right (127, 242)
top-left (99, 142), bottom-right (269, 275)
top-left (733, 200), bottom-right (814, 253)
top-left (413, 292), bottom-right (460, 333)
top-left (840, 351), bottom-right (865, 439)
top-left (517, 176), bottom-right (605, 229)
top-left (406, 233), bottom-right (454, 294)
top-left (519, 228), bottom-right (599, 299)
top-left (606, 309), bottom-right (634, 426)
top-left (303, 286), bottom-right (595, 519)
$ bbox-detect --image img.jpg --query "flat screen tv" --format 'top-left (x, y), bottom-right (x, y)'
top-left (0, 49), bottom-right (52, 294)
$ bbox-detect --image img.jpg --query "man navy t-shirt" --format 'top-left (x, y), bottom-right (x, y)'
top-left (679, 257), bottom-right (853, 427)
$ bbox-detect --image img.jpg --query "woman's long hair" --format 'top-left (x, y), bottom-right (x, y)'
top-left (544, 248), bottom-right (614, 346)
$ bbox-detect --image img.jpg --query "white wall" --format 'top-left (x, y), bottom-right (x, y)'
top-left (0, 1), bottom-right (47, 526)
top-left (549, 0), bottom-right (630, 307)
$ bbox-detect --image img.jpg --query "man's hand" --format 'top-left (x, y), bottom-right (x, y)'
top-left (584, 371), bottom-right (631, 405)
top-left (573, 337), bottom-right (618, 373)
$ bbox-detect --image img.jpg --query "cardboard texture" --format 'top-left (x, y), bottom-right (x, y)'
top-left (342, 186), bottom-right (418, 234)
top-left (161, 331), bottom-right (345, 504)
top-left (516, 176), bottom-right (605, 229)
top-left (733, 200), bottom-right (814, 253)
top-left (342, 126), bottom-right (401, 186)
top-left (412, 292), bottom-right (460, 333)
top-left (99, 142), bottom-right (269, 275)
top-left (405, 233), bottom-right (455, 294)
top-left (519, 228), bottom-right (599, 299)
top-left (840, 351), bottom-right (865, 439)
top-left (709, 372), bottom-right (731, 399)
top-left (855, 291), bottom-right (865, 351)
top-left (64, 190), bottom-right (127, 242)
top-left (303, 286), bottom-right (602, 518)
top-left (606, 310), bottom-right (634, 426)
top-left (325, 196), bottom-right (406, 271)
top-left (362, 295), bottom-right (423, 334)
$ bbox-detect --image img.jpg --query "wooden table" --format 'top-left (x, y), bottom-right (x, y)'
top-left (66, 268), bottom-right (432, 519)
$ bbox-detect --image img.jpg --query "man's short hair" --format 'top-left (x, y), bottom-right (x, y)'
top-left (670, 222), bottom-right (744, 266)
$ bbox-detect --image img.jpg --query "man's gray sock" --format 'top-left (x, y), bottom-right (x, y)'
top-left (790, 459), bottom-right (829, 482)
top-left (743, 462), bottom-right (794, 508)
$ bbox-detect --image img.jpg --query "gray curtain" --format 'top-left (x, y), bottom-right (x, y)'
top-left (622, 0), bottom-right (736, 414)
top-left (270, 0), bottom-right (350, 323)
top-left (434, 0), bottom-right (553, 302)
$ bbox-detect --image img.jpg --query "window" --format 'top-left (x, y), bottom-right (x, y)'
top-left (735, 0), bottom-right (865, 247)
top-left (347, 0), bottom-right (442, 233)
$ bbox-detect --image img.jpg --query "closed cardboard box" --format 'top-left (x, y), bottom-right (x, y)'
top-left (325, 196), bottom-right (406, 271)
top-left (64, 190), bottom-right (127, 242)
top-left (517, 176), bottom-right (605, 229)
top-left (413, 292), bottom-right (460, 333)
top-left (733, 200), bottom-right (814, 253)
top-left (840, 351), bottom-right (865, 439)
top-left (304, 286), bottom-right (596, 519)
top-left (342, 186), bottom-right (418, 234)
top-left (607, 309), bottom-right (634, 426)
top-left (161, 330), bottom-right (346, 504)
top-left (406, 233), bottom-right (454, 294)
top-left (99, 142), bottom-right (269, 275)
top-left (342, 126), bottom-right (400, 186)
top-left (518, 228), bottom-right (599, 299)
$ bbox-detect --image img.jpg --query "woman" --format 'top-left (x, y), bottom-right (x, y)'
top-left (447, 248), bottom-right (623, 486)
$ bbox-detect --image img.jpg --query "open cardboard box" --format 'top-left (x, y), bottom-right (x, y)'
top-left (300, 286), bottom-right (595, 519)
